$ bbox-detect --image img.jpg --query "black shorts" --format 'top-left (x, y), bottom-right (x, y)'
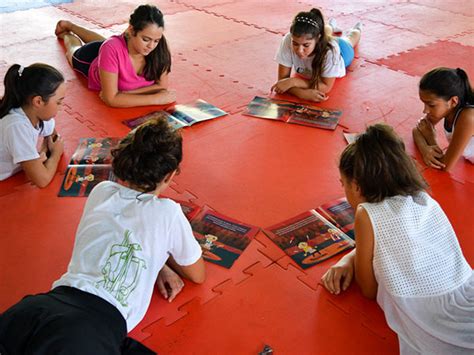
top-left (72, 40), bottom-right (104, 77)
top-left (0, 286), bottom-right (155, 354)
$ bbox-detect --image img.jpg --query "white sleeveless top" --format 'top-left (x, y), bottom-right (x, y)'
top-left (444, 104), bottom-right (474, 163)
top-left (361, 192), bottom-right (474, 354)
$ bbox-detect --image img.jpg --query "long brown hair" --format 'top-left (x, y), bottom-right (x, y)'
top-left (129, 4), bottom-right (171, 81)
top-left (339, 124), bottom-right (427, 203)
top-left (290, 8), bottom-right (334, 89)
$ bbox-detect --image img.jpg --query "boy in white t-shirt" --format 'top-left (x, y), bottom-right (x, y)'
top-left (0, 116), bottom-right (205, 354)
top-left (272, 8), bottom-right (362, 103)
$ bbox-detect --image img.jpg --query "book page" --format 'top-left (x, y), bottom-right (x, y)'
top-left (170, 99), bottom-right (228, 125)
top-left (58, 165), bottom-right (115, 197)
top-left (190, 208), bottom-right (259, 268)
top-left (70, 137), bottom-right (121, 165)
top-left (243, 96), bottom-right (294, 121)
top-left (287, 105), bottom-right (342, 130)
top-left (317, 198), bottom-right (355, 240)
top-left (265, 210), bottom-right (354, 269)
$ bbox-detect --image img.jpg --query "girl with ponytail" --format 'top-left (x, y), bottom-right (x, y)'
top-left (0, 63), bottom-right (65, 187)
top-left (322, 123), bottom-right (473, 354)
top-left (272, 8), bottom-right (362, 102)
top-left (413, 67), bottom-right (474, 170)
top-left (55, 4), bottom-right (175, 107)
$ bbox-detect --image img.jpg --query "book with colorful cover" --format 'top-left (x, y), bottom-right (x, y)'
top-left (264, 209), bottom-right (355, 269)
top-left (243, 96), bottom-right (342, 130)
top-left (58, 138), bottom-right (120, 197)
top-left (316, 198), bottom-right (355, 240)
top-left (190, 208), bottom-right (259, 268)
top-left (123, 99), bottom-right (228, 130)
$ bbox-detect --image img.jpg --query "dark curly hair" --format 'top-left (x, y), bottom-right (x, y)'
top-left (112, 114), bottom-right (182, 192)
top-left (339, 123), bottom-right (427, 203)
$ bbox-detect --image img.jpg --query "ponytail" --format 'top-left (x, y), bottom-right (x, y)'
top-left (339, 124), bottom-right (426, 202)
top-left (455, 68), bottom-right (474, 106)
top-left (0, 63), bottom-right (64, 119)
top-left (290, 8), bottom-right (333, 89)
top-left (419, 67), bottom-right (473, 108)
top-left (0, 64), bottom-right (23, 118)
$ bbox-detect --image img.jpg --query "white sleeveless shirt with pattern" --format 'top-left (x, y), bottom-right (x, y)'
top-left (444, 104), bottom-right (474, 163)
top-left (361, 192), bottom-right (473, 354)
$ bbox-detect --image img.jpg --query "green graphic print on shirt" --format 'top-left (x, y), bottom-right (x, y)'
top-left (96, 230), bottom-right (147, 307)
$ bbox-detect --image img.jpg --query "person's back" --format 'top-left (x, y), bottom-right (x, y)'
top-left (54, 180), bottom-right (201, 331)
top-left (361, 191), bottom-right (473, 353)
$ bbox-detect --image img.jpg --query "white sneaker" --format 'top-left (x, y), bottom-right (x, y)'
top-left (328, 18), bottom-right (342, 34)
top-left (353, 22), bottom-right (363, 33)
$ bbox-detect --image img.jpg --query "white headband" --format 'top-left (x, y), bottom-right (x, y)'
top-left (295, 17), bottom-right (319, 29)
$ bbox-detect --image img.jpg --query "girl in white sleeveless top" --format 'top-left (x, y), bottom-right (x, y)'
top-left (413, 67), bottom-right (474, 171)
top-left (322, 124), bottom-right (473, 354)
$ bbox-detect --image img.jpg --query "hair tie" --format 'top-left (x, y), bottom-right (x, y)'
top-left (294, 16), bottom-right (319, 29)
top-left (18, 65), bottom-right (24, 77)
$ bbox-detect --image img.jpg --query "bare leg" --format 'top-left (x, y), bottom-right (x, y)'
top-left (345, 28), bottom-right (361, 48)
top-left (324, 24), bottom-right (333, 37)
top-left (55, 20), bottom-right (106, 43)
top-left (62, 33), bottom-right (82, 66)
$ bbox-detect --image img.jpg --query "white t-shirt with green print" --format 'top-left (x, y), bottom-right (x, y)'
top-left (53, 181), bottom-right (202, 332)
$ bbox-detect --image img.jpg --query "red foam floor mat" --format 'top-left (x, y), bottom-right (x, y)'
top-left (1, 1), bottom-right (473, 354)
top-left (376, 40), bottom-right (474, 79)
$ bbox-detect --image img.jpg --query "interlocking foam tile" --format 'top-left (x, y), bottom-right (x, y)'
top-left (298, 0), bottom-right (402, 16)
top-left (375, 40), bottom-right (474, 79)
top-left (447, 31), bottom-right (474, 47)
top-left (314, 62), bottom-right (420, 133)
top-left (0, 178), bottom-right (87, 311)
top-left (178, 31), bottom-right (282, 92)
top-left (0, 6), bottom-right (102, 47)
top-left (129, 238), bottom-right (275, 341)
top-left (141, 263), bottom-right (398, 354)
top-left (319, 16), bottom-right (437, 61)
top-left (424, 171), bottom-right (474, 262)
top-left (1, 37), bottom-right (77, 81)
top-left (56, 0), bottom-right (190, 28)
top-left (170, 59), bottom-right (265, 114)
top-left (201, 0), bottom-right (337, 35)
top-left (361, 3), bottom-right (474, 38)
top-left (165, 10), bottom-right (265, 51)
top-left (174, 0), bottom-right (235, 9)
top-left (172, 114), bottom-right (348, 227)
top-left (408, 0), bottom-right (474, 17)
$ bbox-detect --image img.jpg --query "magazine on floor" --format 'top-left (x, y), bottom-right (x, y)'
top-left (58, 138), bottom-right (119, 197)
top-left (190, 207), bottom-right (259, 268)
top-left (243, 96), bottom-right (342, 130)
top-left (265, 209), bottom-right (354, 269)
top-left (123, 99), bottom-right (228, 130)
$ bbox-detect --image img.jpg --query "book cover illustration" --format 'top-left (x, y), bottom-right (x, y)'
top-left (175, 199), bottom-right (201, 221)
top-left (70, 137), bottom-right (121, 165)
top-left (59, 137), bottom-right (119, 197)
top-left (317, 198), bottom-right (355, 240)
top-left (58, 165), bottom-right (115, 197)
top-left (123, 99), bottom-right (228, 130)
top-left (190, 208), bottom-right (259, 268)
top-left (243, 96), bottom-right (342, 130)
top-left (265, 210), bottom-right (355, 269)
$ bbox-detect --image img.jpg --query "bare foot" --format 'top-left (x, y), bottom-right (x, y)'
top-left (55, 20), bottom-right (73, 39)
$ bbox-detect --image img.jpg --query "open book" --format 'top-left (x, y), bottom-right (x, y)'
top-left (123, 99), bottom-right (228, 130)
top-left (190, 207), bottom-right (259, 268)
top-left (58, 138), bottom-right (120, 197)
top-left (316, 197), bottom-right (355, 240)
top-left (243, 96), bottom-right (342, 130)
top-left (265, 209), bottom-right (355, 269)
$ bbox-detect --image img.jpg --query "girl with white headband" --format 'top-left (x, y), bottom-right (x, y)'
top-left (272, 8), bottom-right (362, 102)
